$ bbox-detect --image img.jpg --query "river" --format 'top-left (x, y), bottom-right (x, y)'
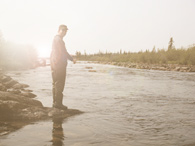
top-left (0, 61), bottom-right (195, 146)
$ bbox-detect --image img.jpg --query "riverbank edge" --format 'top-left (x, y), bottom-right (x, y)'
top-left (0, 71), bottom-right (83, 136)
top-left (87, 61), bottom-right (195, 72)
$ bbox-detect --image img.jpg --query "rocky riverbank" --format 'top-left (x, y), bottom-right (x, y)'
top-left (0, 71), bottom-right (83, 136)
top-left (91, 61), bottom-right (195, 72)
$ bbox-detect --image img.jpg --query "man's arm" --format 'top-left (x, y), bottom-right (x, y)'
top-left (65, 50), bottom-right (76, 64)
top-left (65, 50), bottom-right (73, 61)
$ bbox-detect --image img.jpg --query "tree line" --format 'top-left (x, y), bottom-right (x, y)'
top-left (76, 38), bottom-right (195, 65)
top-left (0, 32), bottom-right (38, 70)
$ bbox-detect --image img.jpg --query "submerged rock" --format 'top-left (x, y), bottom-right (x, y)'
top-left (89, 70), bottom-right (97, 72)
top-left (85, 66), bottom-right (93, 69)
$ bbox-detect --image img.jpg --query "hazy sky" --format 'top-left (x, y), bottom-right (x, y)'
top-left (0, 0), bottom-right (195, 57)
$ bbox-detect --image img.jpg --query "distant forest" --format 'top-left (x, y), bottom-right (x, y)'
top-left (76, 38), bottom-right (195, 65)
top-left (0, 32), bottom-right (38, 70)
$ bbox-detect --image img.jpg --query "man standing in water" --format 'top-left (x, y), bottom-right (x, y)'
top-left (50, 24), bottom-right (76, 110)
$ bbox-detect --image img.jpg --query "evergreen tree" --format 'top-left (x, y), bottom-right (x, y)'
top-left (152, 46), bottom-right (156, 53)
top-left (168, 37), bottom-right (174, 50)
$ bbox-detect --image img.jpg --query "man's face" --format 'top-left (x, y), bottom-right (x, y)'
top-left (59, 27), bottom-right (68, 37)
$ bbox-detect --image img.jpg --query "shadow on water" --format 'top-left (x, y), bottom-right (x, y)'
top-left (51, 117), bottom-right (66, 146)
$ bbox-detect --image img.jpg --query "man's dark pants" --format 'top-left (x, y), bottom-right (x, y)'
top-left (51, 61), bottom-right (67, 107)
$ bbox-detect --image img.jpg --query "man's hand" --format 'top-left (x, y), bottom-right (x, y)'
top-left (73, 59), bottom-right (76, 64)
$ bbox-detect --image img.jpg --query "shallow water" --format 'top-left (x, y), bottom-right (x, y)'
top-left (1, 61), bottom-right (195, 146)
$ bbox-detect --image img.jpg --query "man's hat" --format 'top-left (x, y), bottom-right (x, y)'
top-left (59, 24), bottom-right (68, 31)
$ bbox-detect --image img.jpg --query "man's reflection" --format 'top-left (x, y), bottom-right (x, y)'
top-left (51, 117), bottom-right (65, 146)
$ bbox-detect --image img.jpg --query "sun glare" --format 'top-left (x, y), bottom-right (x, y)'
top-left (37, 47), bottom-right (51, 58)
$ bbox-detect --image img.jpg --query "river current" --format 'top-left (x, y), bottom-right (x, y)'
top-left (1, 61), bottom-right (195, 146)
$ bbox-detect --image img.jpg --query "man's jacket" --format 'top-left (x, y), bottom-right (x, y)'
top-left (50, 35), bottom-right (73, 66)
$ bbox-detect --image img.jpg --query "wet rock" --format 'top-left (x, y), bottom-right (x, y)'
top-left (0, 90), bottom-right (83, 121)
top-left (0, 83), bottom-right (7, 91)
top-left (158, 67), bottom-right (167, 71)
top-left (174, 67), bottom-right (180, 71)
top-left (18, 107), bottom-right (48, 120)
top-left (15, 73), bottom-right (21, 75)
top-left (0, 74), bottom-right (83, 136)
top-left (180, 67), bottom-right (189, 72)
top-left (0, 100), bottom-right (28, 111)
top-left (181, 67), bottom-right (189, 70)
top-left (47, 108), bottom-right (83, 118)
top-left (47, 108), bottom-right (66, 117)
top-left (12, 83), bottom-right (29, 89)
top-left (1, 76), bottom-right (12, 83)
top-left (0, 92), bottom-right (43, 121)
top-left (189, 67), bottom-right (195, 72)
top-left (93, 61), bottom-right (195, 72)
top-left (89, 70), bottom-right (97, 72)
top-left (136, 65), bottom-right (142, 69)
top-left (0, 91), bottom-right (43, 107)
top-left (0, 131), bottom-right (9, 136)
top-left (7, 89), bottom-right (21, 94)
top-left (151, 67), bottom-right (157, 70)
top-left (21, 89), bottom-right (33, 92)
top-left (4, 80), bottom-right (18, 88)
top-left (129, 64), bottom-right (136, 68)
top-left (20, 92), bottom-right (37, 98)
top-left (85, 66), bottom-right (93, 69)
top-left (0, 100), bottom-right (28, 120)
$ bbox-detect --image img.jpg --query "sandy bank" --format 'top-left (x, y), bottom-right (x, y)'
top-left (0, 71), bottom-right (83, 136)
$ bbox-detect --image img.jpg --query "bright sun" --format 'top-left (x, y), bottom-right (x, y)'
top-left (37, 46), bottom-right (51, 58)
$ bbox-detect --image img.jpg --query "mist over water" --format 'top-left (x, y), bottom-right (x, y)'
top-left (1, 61), bottom-right (195, 146)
